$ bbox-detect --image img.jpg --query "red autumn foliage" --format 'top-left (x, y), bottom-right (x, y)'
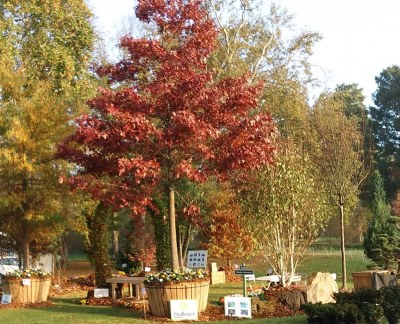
top-left (125, 216), bottom-right (156, 267)
top-left (58, 0), bottom-right (276, 215)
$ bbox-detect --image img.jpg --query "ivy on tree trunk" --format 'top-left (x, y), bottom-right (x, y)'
top-left (86, 202), bottom-right (112, 288)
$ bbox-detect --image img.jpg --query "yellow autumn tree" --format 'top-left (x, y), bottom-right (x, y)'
top-left (0, 0), bottom-right (94, 268)
top-left (203, 184), bottom-right (254, 267)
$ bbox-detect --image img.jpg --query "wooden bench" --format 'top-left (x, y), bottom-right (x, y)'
top-left (106, 277), bottom-right (146, 301)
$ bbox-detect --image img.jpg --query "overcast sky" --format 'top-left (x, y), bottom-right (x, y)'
top-left (85, 0), bottom-right (400, 106)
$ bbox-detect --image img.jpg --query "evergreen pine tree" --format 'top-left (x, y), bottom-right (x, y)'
top-left (363, 170), bottom-right (400, 269)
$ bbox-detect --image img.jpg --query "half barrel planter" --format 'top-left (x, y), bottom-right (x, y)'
top-left (145, 280), bottom-right (209, 317)
top-left (2, 277), bottom-right (51, 303)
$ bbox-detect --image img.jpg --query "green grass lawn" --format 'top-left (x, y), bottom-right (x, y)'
top-left (241, 249), bottom-right (371, 289)
top-left (0, 250), bottom-right (373, 323)
top-left (0, 293), bottom-right (158, 324)
top-left (0, 291), bottom-right (307, 324)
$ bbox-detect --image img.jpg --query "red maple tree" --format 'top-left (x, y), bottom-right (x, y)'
top-left (58, 0), bottom-right (276, 269)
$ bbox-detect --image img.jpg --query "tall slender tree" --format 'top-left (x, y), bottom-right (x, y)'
top-left (312, 91), bottom-right (366, 289)
top-left (237, 139), bottom-right (329, 285)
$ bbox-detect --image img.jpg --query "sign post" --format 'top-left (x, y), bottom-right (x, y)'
top-left (234, 264), bottom-right (254, 297)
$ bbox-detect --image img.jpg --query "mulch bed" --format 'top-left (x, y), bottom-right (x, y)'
top-left (0, 300), bottom-right (54, 309)
top-left (84, 285), bottom-right (304, 321)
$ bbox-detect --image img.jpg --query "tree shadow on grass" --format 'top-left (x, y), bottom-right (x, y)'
top-left (41, 297), bottom-right (145, 320)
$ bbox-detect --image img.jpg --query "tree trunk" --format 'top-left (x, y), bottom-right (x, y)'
top-left (178, 225), bottom-right (192, 268)
top-left (22, 177), bottom-right (29, 270)
top-left (60, 233), bottom-right (68, 271)
top-left (178, 227), bottom-right (184, 268)
top-left (22, 220), bottom-right (30, 270)
top-left (169, 187), bottom-right (179, 270)
top-left (182, 226), bottom-right (191, 267)
top-left (112, 230), bottom-right (119, 260)
top-left (339, 199), bottom-right (347, 290)
top-left (87, 202), bottom-right (112, 288)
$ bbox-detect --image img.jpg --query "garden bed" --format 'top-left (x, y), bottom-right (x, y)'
top-left (85, 285), bottom-right (304, 321)
top-left (2, 273), bottom-right (305, 321)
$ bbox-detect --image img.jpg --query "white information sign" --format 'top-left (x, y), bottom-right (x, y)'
top-left (141, 287), bottom-right (147, 298)
top-left (22, 278), bottom-right (31, 286)
top-left (170, 299), bottom-right (198, 321)
top-left (186, 250), bottom-right (208, 269)
top-left (94, 288), bottom-right (109, 298)
top-left (224, 296), bottom-right (252, 318)
top-left (1, 294), bottom-right (12, 304)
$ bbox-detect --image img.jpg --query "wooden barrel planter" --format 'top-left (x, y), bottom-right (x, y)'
top-left (352, 270), bottom-right (389, 291)
top-left (2, 277), bottom-right (51, 304)
top-left (145, 281), bottom-right (209, 317)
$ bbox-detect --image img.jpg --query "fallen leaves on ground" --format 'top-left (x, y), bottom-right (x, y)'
top-left (0, 301), bottom-right (54, 309)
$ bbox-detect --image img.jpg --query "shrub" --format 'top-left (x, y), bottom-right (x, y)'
top-left (301, 302), bottom-right (327, 323)
top-left (334, 288), bottom-right (383, 306)
top-left (361, 303), bottom-right (384, 323)
top-left (381, 285), bottom-right (400, 321)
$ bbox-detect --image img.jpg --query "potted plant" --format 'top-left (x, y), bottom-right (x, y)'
top-left (1, 268), bottom-right (51, 304)
top-left (144, 267), bottom-right (209, 317)
top-left (381, 285), bottom-right (400, 324)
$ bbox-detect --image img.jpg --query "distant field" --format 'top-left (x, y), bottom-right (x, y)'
top-left (65, 248), bottom-right (372, 288)
top-left (231, 249), bottom-right (371, 289)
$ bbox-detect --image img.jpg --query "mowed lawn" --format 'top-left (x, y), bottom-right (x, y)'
top-left (0, 250), bottom-right (372, 324)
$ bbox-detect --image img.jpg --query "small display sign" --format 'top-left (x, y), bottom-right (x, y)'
top-left (234, 269), bottom-right (254, 275)
top-left (187, 250), bottom-right (208, 269)
top-left (94, 288), bottom-right (109, 298)
top-left (22, 278), bottom-right (31, 286)
top-left (170, 299), bottom-right (198, 321)
top-left (1, 294), bottom-right (12, 304)
top-left (224, 296), bottom-right (252, 318)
